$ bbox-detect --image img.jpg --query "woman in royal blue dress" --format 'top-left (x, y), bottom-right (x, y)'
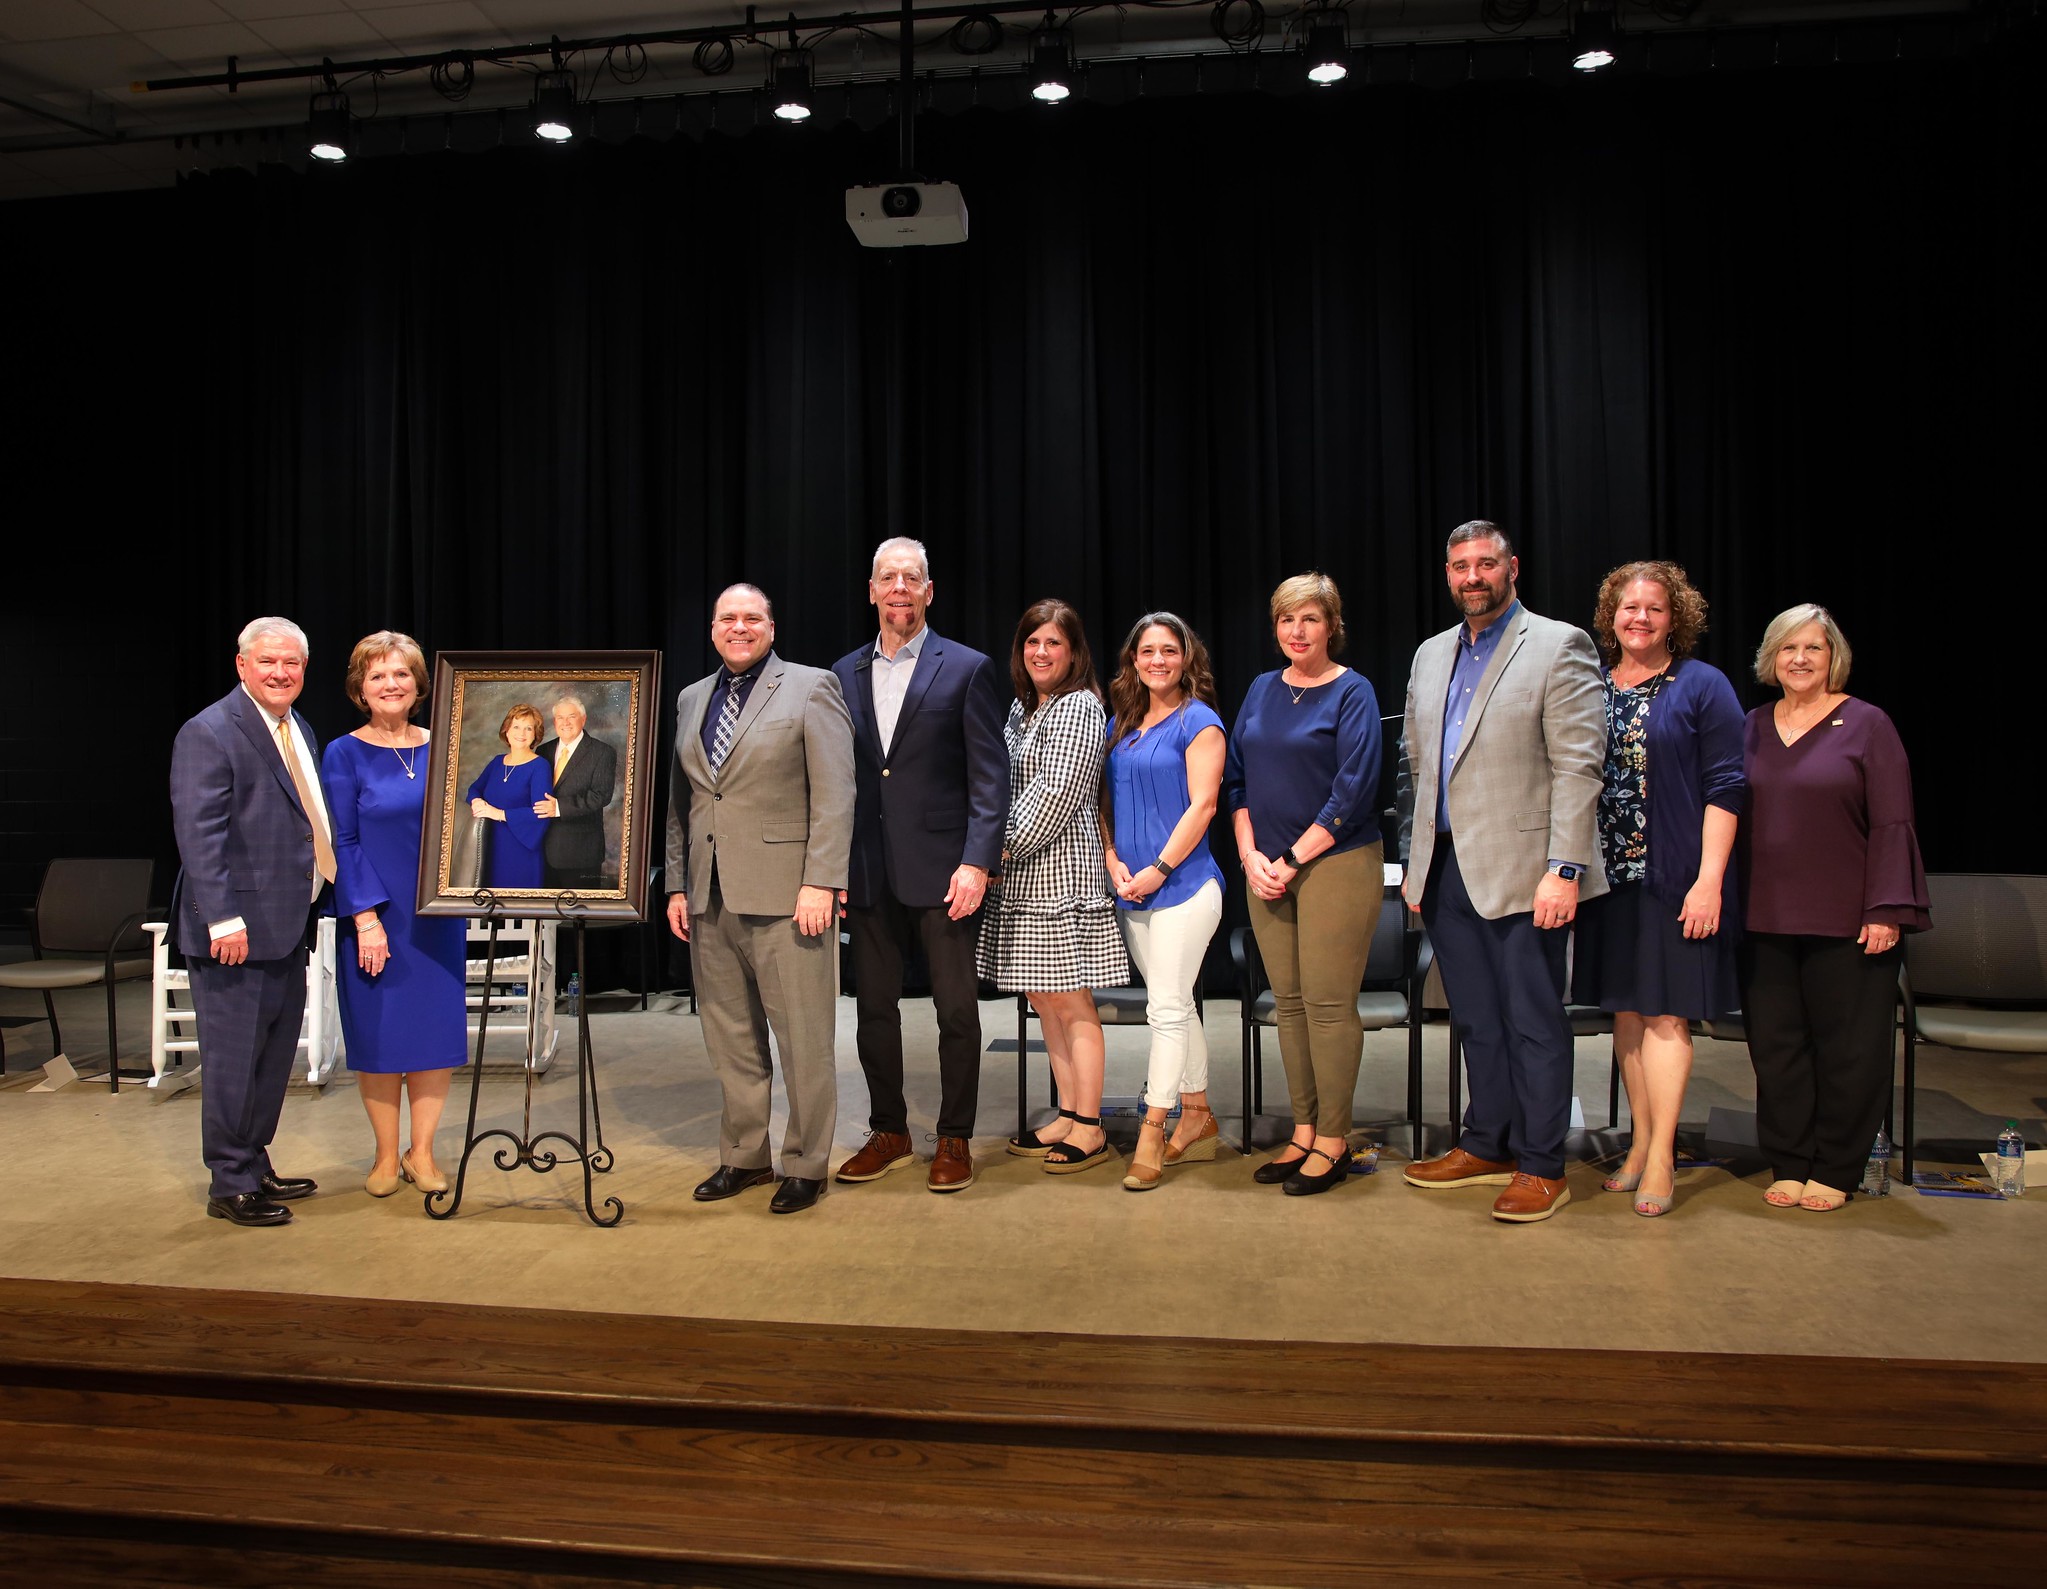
top-left (465, 703), bottom-right (553, 888)
top-left (322, 631), bottom-right (469, 1198)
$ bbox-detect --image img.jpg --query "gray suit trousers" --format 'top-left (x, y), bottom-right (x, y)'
top-left (690, 887), bottom-right (839, 1179)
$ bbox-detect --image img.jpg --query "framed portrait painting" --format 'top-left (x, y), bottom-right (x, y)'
top-left (417, 650), bottom-right (662, 922)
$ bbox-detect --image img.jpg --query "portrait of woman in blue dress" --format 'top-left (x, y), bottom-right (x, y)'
top-left (322, 631), bottom-right (470, 1199)
top-left (465, 702), bottom-right (554, 889)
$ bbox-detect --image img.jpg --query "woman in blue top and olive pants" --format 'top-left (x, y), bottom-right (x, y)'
top-left (1104, 612), bottom-right (1229, 1191)
top-left (1223, 573), bottom-right (1385, 1197)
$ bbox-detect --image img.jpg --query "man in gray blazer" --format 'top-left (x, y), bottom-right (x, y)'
top-left (665, 583), bottom-right (856, 1214)
top-left (1400, 522), bottom-right (1607, 1222)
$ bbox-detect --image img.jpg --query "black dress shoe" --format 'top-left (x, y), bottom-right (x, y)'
top-left (769, 1176), bottom-right (824, 1214)
top-left (693, 1165), bottom-right (777, 1203)
top-left (1253, 1148), bottom-right (1313, 1185)
top-left (260, 1173), bottom-right (318, 1201)
top-left (1282, 1146), bottom-right (1352, 1197)
top-left (207, 1193), bottom-right (294, 1227)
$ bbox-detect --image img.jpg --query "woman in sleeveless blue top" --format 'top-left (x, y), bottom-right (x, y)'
top-left (1103, 613), bottom-right (1228, 1190)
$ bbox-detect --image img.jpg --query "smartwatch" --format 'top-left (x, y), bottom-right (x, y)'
top-left (1152, 856), bottom-right (1176, 878)
top-left (1549, 862), bottom-right (1582, 883)
top-left (1280, 847), bottom-right (1303, 869)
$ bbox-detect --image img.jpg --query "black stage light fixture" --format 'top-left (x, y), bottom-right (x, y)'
top-left (771, 48), bottom-right (813, 122)
top-left (532, 67), bottom-right (576, 140)
top-left (1029, 27), bottom-right (1075, 103)
top-left (1572, 4), bottom-right (1618, 71)
top-left (1304, 9), bottom-right (1349, 85)
top-left (307, 88), bottom-right (352, 161)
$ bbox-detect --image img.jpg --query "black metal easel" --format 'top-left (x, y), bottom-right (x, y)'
top-left (427, 891), bottom-right (621, 1226)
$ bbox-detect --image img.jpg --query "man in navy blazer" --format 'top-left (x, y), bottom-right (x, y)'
top-left (169, 618), bottom-right (335, 1227)
top-left (830, 537), bottom-right (1010, 1193)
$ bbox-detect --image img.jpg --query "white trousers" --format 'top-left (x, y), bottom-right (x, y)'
top-left (1118, 878), bottom-right (1223, 1110)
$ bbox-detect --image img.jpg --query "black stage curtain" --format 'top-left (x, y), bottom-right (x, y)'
top-left (5, 47), bottom-right (2038, 949)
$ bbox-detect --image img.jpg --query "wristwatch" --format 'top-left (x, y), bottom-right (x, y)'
top-left (1152, 856), bottom-right (1176, 878)
top-left (1280, 847), bottom-right (1302, 869)
top-left (1549, 862), bottom-right (1582, 883)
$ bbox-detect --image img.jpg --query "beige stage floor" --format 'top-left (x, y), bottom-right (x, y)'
top-left (2, 985), bottom-right (2041, 1363)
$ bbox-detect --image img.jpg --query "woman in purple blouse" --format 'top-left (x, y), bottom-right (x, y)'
top-left (1739, 604), bottom-right (1929, 1212)
top-left (1572, 562), bottom-right (1746, 1218)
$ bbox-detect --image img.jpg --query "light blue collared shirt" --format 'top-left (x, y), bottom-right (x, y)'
top-left (870, 625), bottom-right (929, 754)
top-left (1437, 600), bottom-right (1520, 837)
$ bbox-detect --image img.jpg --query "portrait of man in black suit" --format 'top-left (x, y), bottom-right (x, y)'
top-left (535, 695), bottom-right (620, 890)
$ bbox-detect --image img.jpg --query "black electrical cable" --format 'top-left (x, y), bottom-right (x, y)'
top-left (1211, 0), bottom-right (1265, 48)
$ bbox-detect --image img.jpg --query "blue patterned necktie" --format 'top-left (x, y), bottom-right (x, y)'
top-left (710, 675), bottom-right (743, 771)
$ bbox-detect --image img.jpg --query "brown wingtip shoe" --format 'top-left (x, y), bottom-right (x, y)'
top-left (1491, 1172), bottom-right (1571, 1222)
top-left (928, 1135), bottom-right (975, 1193)
top-left (1403, 1147), bottom-right (1518, 1189)
top-left (835, 1131), bottom-right (915, 1184)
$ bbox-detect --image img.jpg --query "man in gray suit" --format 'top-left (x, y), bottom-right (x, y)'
top-left (1400, 522), bottom-right (1607, 1222)
top-left (665, 583), bottom-right (856, 1214)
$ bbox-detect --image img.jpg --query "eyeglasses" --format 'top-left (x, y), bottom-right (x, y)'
top-left (872, 570), bottom-right (928, 591)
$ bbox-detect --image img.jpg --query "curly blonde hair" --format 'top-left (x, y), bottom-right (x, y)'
top-left (1592, 561), bottom-right (1708, 664)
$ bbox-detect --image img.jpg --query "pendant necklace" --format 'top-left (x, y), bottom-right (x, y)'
top-left (389, 735), bottom-right (418, 780)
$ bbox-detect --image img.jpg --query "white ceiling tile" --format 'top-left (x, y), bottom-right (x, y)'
top-left (0, 1), bottom-right (119, 44)
top-left (217, 0), bottom-right (341, 17)
top-left (246, 11), bottom-right (393, 58)
top-left (0, 34), bottom-right (174, 92)
top-left (355, 2), bottom-right (508, 48)
top-left (86, 0), bottom-right (232, 29)
top-left (133, 21), bottom-right (280, 70)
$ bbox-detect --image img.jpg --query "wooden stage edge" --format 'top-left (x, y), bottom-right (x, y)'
top-left (3, 1278), bottom-right (2042, 1587)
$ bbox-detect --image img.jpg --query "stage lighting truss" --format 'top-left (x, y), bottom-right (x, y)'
top-left (1571, 3), bottom-right (1619, 71)
top-left (771, 48), bottom-right (814, 122)
top-left (306, 86), bottom-right (352, 162)
top-left (531, 67), bottom-right (576, 140)
top-left (1303, 7), bottom-right (1350, 85)
top-left (1028, 25), bottom-right (1077, 104)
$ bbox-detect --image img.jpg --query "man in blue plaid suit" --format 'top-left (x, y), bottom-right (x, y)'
top-left (169, 617), bottom-right (334, 1227)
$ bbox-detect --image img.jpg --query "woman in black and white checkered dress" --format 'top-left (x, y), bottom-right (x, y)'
top-left (978, 599), bottom-right (1132, 1174)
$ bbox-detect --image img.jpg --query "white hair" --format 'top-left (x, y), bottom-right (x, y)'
top-left (238, 617), bottom-right (309, 659)
top-left (869, 537), bottom-right (931, 583)
top-left (554, 696), bottom-right (588, 721)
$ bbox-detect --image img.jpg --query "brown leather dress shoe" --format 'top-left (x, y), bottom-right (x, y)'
top-left (928, 1135), bottom-right (975, 1193)
top-left (1491, 1171), bottom-right (1571, 1222)
top-left (835, 1131), bottom-right (915, 1184)
top-left (1403, 1147), bottom-right (1518, 1188)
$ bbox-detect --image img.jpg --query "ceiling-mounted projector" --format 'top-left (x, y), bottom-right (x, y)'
top-left (846, 182), bottom-right (969, 247)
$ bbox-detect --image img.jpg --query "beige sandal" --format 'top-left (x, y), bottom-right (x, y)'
top-left (1798, 1180), bottom-right (1850, 1212)
top-left (1763, 1179), bottom-right (1804, 1208)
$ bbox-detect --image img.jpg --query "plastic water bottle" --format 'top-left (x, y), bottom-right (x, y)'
top-left (1994, 1122), bottom-right (2026, 1199)
top-left (565, 972), bottom-right (581, 1016)
top-left (1859, 1128), bottom-right (1890, 1198)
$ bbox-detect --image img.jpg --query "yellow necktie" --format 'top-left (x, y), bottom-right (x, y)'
top-left (555, 742), bottom-right (571, 778)
top-left (276, 718), bottom-right (338, 886)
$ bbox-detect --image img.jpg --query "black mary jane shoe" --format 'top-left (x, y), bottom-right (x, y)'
top-left (1253, 1145), bottom-right (1315, 1185)
top-left (207, 1193), bottom-right (294, 1227)
top-left (693, 1165), bottom-right (777, 1203)
top-left (260, 1172), bottom-right (319, 1201)
top-left (770, 1177), bottom-right (824, 1214)
top-left (1282, 1146), bottom-right (1352, 1197)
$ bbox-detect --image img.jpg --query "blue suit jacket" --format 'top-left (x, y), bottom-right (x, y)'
top-left (831, 630), bottom-right (1010, 910)
top-left (169, 686), bottom-right (326, 961)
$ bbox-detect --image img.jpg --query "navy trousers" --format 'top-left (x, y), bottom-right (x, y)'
top-left (186, 952), bottom-right (307, 1198)
top-left (1422, 842), bottom-right (1575, 1178)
